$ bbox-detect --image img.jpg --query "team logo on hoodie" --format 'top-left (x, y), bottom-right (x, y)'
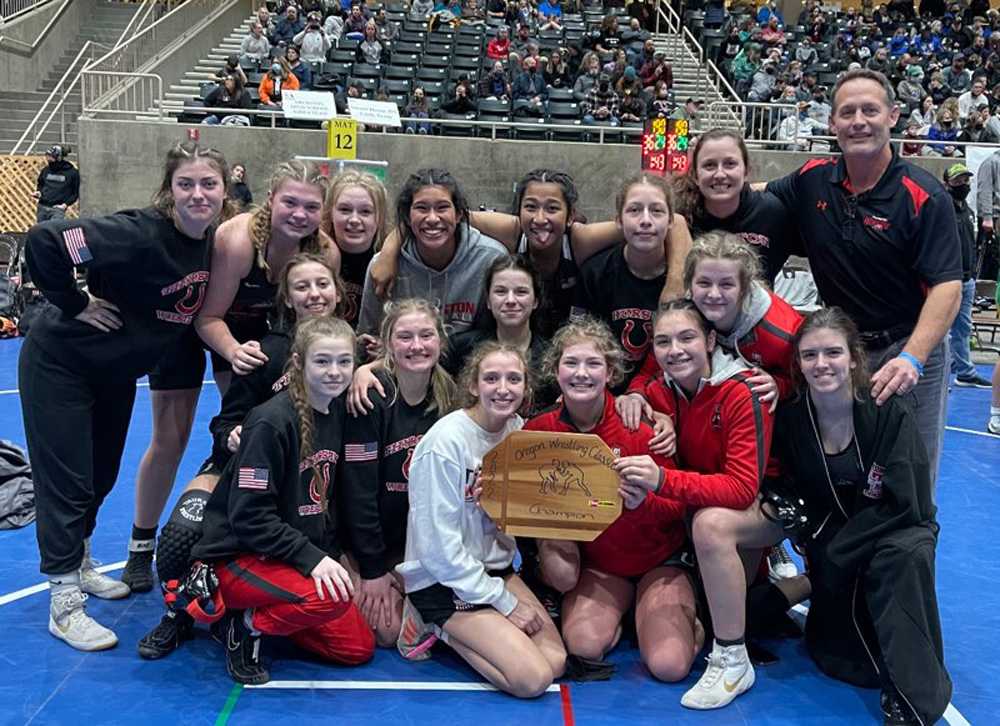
top-left (711, 404), bottom-right (723, 431)
top-left (863, 463), bottom-right (885, 500)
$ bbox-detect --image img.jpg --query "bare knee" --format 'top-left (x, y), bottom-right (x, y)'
top-left (692, 507), bottom-right (739, 554)
top-left (643, 649), bottom-right (694, 683)
top-left (564, 622), bottom-right (617, 661)
top-left (505, 657), bottom-right (553, 699)
top-left (539, 541), bottom-right (580, 593)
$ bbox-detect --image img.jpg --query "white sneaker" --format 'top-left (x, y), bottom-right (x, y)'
top-left (49, 587), bottom-right (118, 651)
top-left (80, 541), bottom-right (130, 600)
top-left (767, 543), bottom-right (798, 581)
top-left (680, 642), bottom-right (755, 710)
top-left (989, 418), bottom-right (1000, 435)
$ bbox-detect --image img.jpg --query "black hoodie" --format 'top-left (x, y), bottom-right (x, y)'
top-left (37, 159), bottom-right (80, 207)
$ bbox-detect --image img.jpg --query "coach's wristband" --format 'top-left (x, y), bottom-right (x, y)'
top-left (898, 351), bottom-right (924, 377)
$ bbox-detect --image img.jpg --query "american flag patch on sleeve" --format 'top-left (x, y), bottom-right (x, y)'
top-left (237, 467), bottom-right (270, 490)
top-left (62, 227), bottom-right (92, 265)
top-left (344, 442), bottom-right (378, 462)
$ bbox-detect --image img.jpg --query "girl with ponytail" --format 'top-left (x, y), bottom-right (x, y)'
top-left (341, 298), bottom-right (456, 647)
top-left (192, 316), bottom-right (374, 685)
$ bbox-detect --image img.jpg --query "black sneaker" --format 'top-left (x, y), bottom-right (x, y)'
top-left (121, 550), bottom-right (155, 593)
top-left (223, 611), bottom-right (269, 685)
top-left (138, 610), bottom-right (194, 660)
top-left (955, 374), bottom-right (992, 389)
top-left (881, 687), bottom-right (920, 725)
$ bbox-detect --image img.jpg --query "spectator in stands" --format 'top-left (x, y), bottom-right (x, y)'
top-left (807, 85), bottom-right (831, 123)
top-left (595, 15), bottom-right (621, 61)
top-left (240, 22), bottom-right (271, 67)
top-left (479, 60), bottom-right (512, 100)
top-left (403, 87), bottom-right (432, 134)
top-left (731, 43), bottom-right (761, 97)
top-left (259, 60), bottom-right (299, 107)
top-left (203, 74), bottom-right (252, 125)
top-left (928, 105), bottom-right (961, 156)
top-left (913, 25), bottom-right (942, 57)
top-left (647, 79), bottom-right (671, 118)
top-left (285, 46), bottom-right (313, 89)
top-left (794, 68), bottom-right (816, 102)
top-left (901, 117), bottom-right (926, 156)
top-left (486, 0), bottom-right (507, 19)
top-left (927, 70), bottom-right (951, 106)
top-left (538, 7), bottom-right (562, 31)
top-left (573, 52), bottom-right (601, 103)
top-left (777, 100), bottom-right (827, 151)
top-left (512, 57), bottom-right (548, 116)
top-left (272, 5), bottom-right (305, 46)
top-left (294, 12), bottom-right (331, 64)
top-left (946, 15), bottom-right (974, 51)
top-left (619, 84), bottom-right (646, 123)
top-left (671, 97), bottom-right (702, 122)
top-left (616, 65), bottom-right (642, 98)
top-left (760, 16), bottom-right (785, 48)
top-left (544, 49), bottom-right (572, 89)
top-left (959, 104), bottom-right (1000, 143)
top-left (896, 64), bottom-right (925, 107)
top-left (603, 49), bottom-right (629, 86)
top-left (942, 53), bottom-right (972, 94)
top-left (958, 75), bottom-right (989, 120)
top-left (410, 0), bottom-right (434, 20)
top-left (344, 4), bottom-right (367, 39)
top-left (582, 73), bottom-right (620, 125)
top-left (794, 35), bottom-right (818, 66)
top-left (324, 11), bottom-right (344, 43)
top-left (633, 38), bottom-right (656, 72)
top-left (910, 94), bottom-right (937, 130)
top-left (228, 163), bottom-right (252, 210)
top-left (356, 22), bottom-right (383, 65)
top-left (639, 50), bottom-right (671, 91)
top-left (756, 0), bottom-right (783, 26)
top-left (441, 82), bottom-right (476, 114)
top-left (621, 17), bottom-right (651, 59)
top-left (256, 6), bottom-right (276, 39)
top-left (335, 81), bottom-right (367, 114)
top-left (486, 26), bottom-right (511, 61)
top-left (867, 46), bottom-right (893, 76)
top-left (512, 22), bottom-right (535, 59)
top-left (748, 58), bottom-right (777, 102)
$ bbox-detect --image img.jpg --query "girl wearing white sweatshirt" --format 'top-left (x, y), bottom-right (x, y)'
top-left (396, 342), bottom-right (566, 697)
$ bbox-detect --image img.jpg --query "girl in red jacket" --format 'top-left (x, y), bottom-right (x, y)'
top-left (525, 318), bottom-right (700, 683)
top-left (623, 299), bottom-right (780, 710)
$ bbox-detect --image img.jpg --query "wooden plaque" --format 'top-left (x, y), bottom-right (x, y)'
top-left (480, 431), bottom-right (622, 542)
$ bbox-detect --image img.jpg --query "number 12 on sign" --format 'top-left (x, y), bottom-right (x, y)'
top-left (326, 119), bottom-right (358, 160)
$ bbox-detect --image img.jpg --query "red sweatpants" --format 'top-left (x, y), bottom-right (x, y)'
top-left (217, 555), bottom-right (374, 665)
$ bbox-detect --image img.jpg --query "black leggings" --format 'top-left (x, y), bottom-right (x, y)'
top-left (19, 336), bottom-right (137, 575)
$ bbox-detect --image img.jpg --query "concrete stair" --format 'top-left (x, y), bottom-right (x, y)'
top-left (0, 1), bottom-right (140, 155)
top-left (652, 31), bottom-right (741, 131)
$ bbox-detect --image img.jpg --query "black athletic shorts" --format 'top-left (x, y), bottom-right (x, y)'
top-left (408, 565), bottom-right (516, 628)
top-left (147, 316), bottom-right (268, 391)
top-left (195, 455), bottom-right (226, 478)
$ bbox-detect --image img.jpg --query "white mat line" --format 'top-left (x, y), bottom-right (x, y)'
top-left (0, 379), bottom-right (217, 396)
top-left (944, 703), bottom-right (972, 726)
top-left (247, 680), bottom-right (560, 692)
top-left (945, 425), bottom-right (1000, 439)
top-left (0, 561), bottom-right (126, 606)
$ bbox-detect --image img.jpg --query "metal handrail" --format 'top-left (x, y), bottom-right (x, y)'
top-left (0, 0), bottom-right (71, 54)
top-left (82, 0), bottom-right (240, 114)
top-left (11, 39), bottom-right (111, 154)
top-left (112, 0), bottom-right (157, 50)
top-left (1, 0), bottom-right (55, 23)
top-left (81, 69), bottom-right (163, 118)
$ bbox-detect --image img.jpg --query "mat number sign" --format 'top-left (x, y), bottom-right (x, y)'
top-left (479, 431), bottom-right (622, 541)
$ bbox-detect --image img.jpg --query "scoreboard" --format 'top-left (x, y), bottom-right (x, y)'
top-left (641, 117), bottom-right (690, 176)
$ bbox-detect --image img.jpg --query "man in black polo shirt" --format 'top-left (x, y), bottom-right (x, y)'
top-left (767, 68), bottom-right (962, 487)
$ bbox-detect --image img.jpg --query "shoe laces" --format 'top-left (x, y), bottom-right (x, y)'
top-left (53, 591), bottom-right (90, 624)
top-left (771, 545), bottom-right (794, 566)
top-left (696, 652), bottom-right (727, 689)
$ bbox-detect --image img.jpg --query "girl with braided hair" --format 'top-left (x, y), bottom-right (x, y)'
top-left (192, 316), bottom-right (374, 685)
top-left (122, 160), bottom-right (340, 593)
top-left (138, 253), bottom-right (345, 659)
